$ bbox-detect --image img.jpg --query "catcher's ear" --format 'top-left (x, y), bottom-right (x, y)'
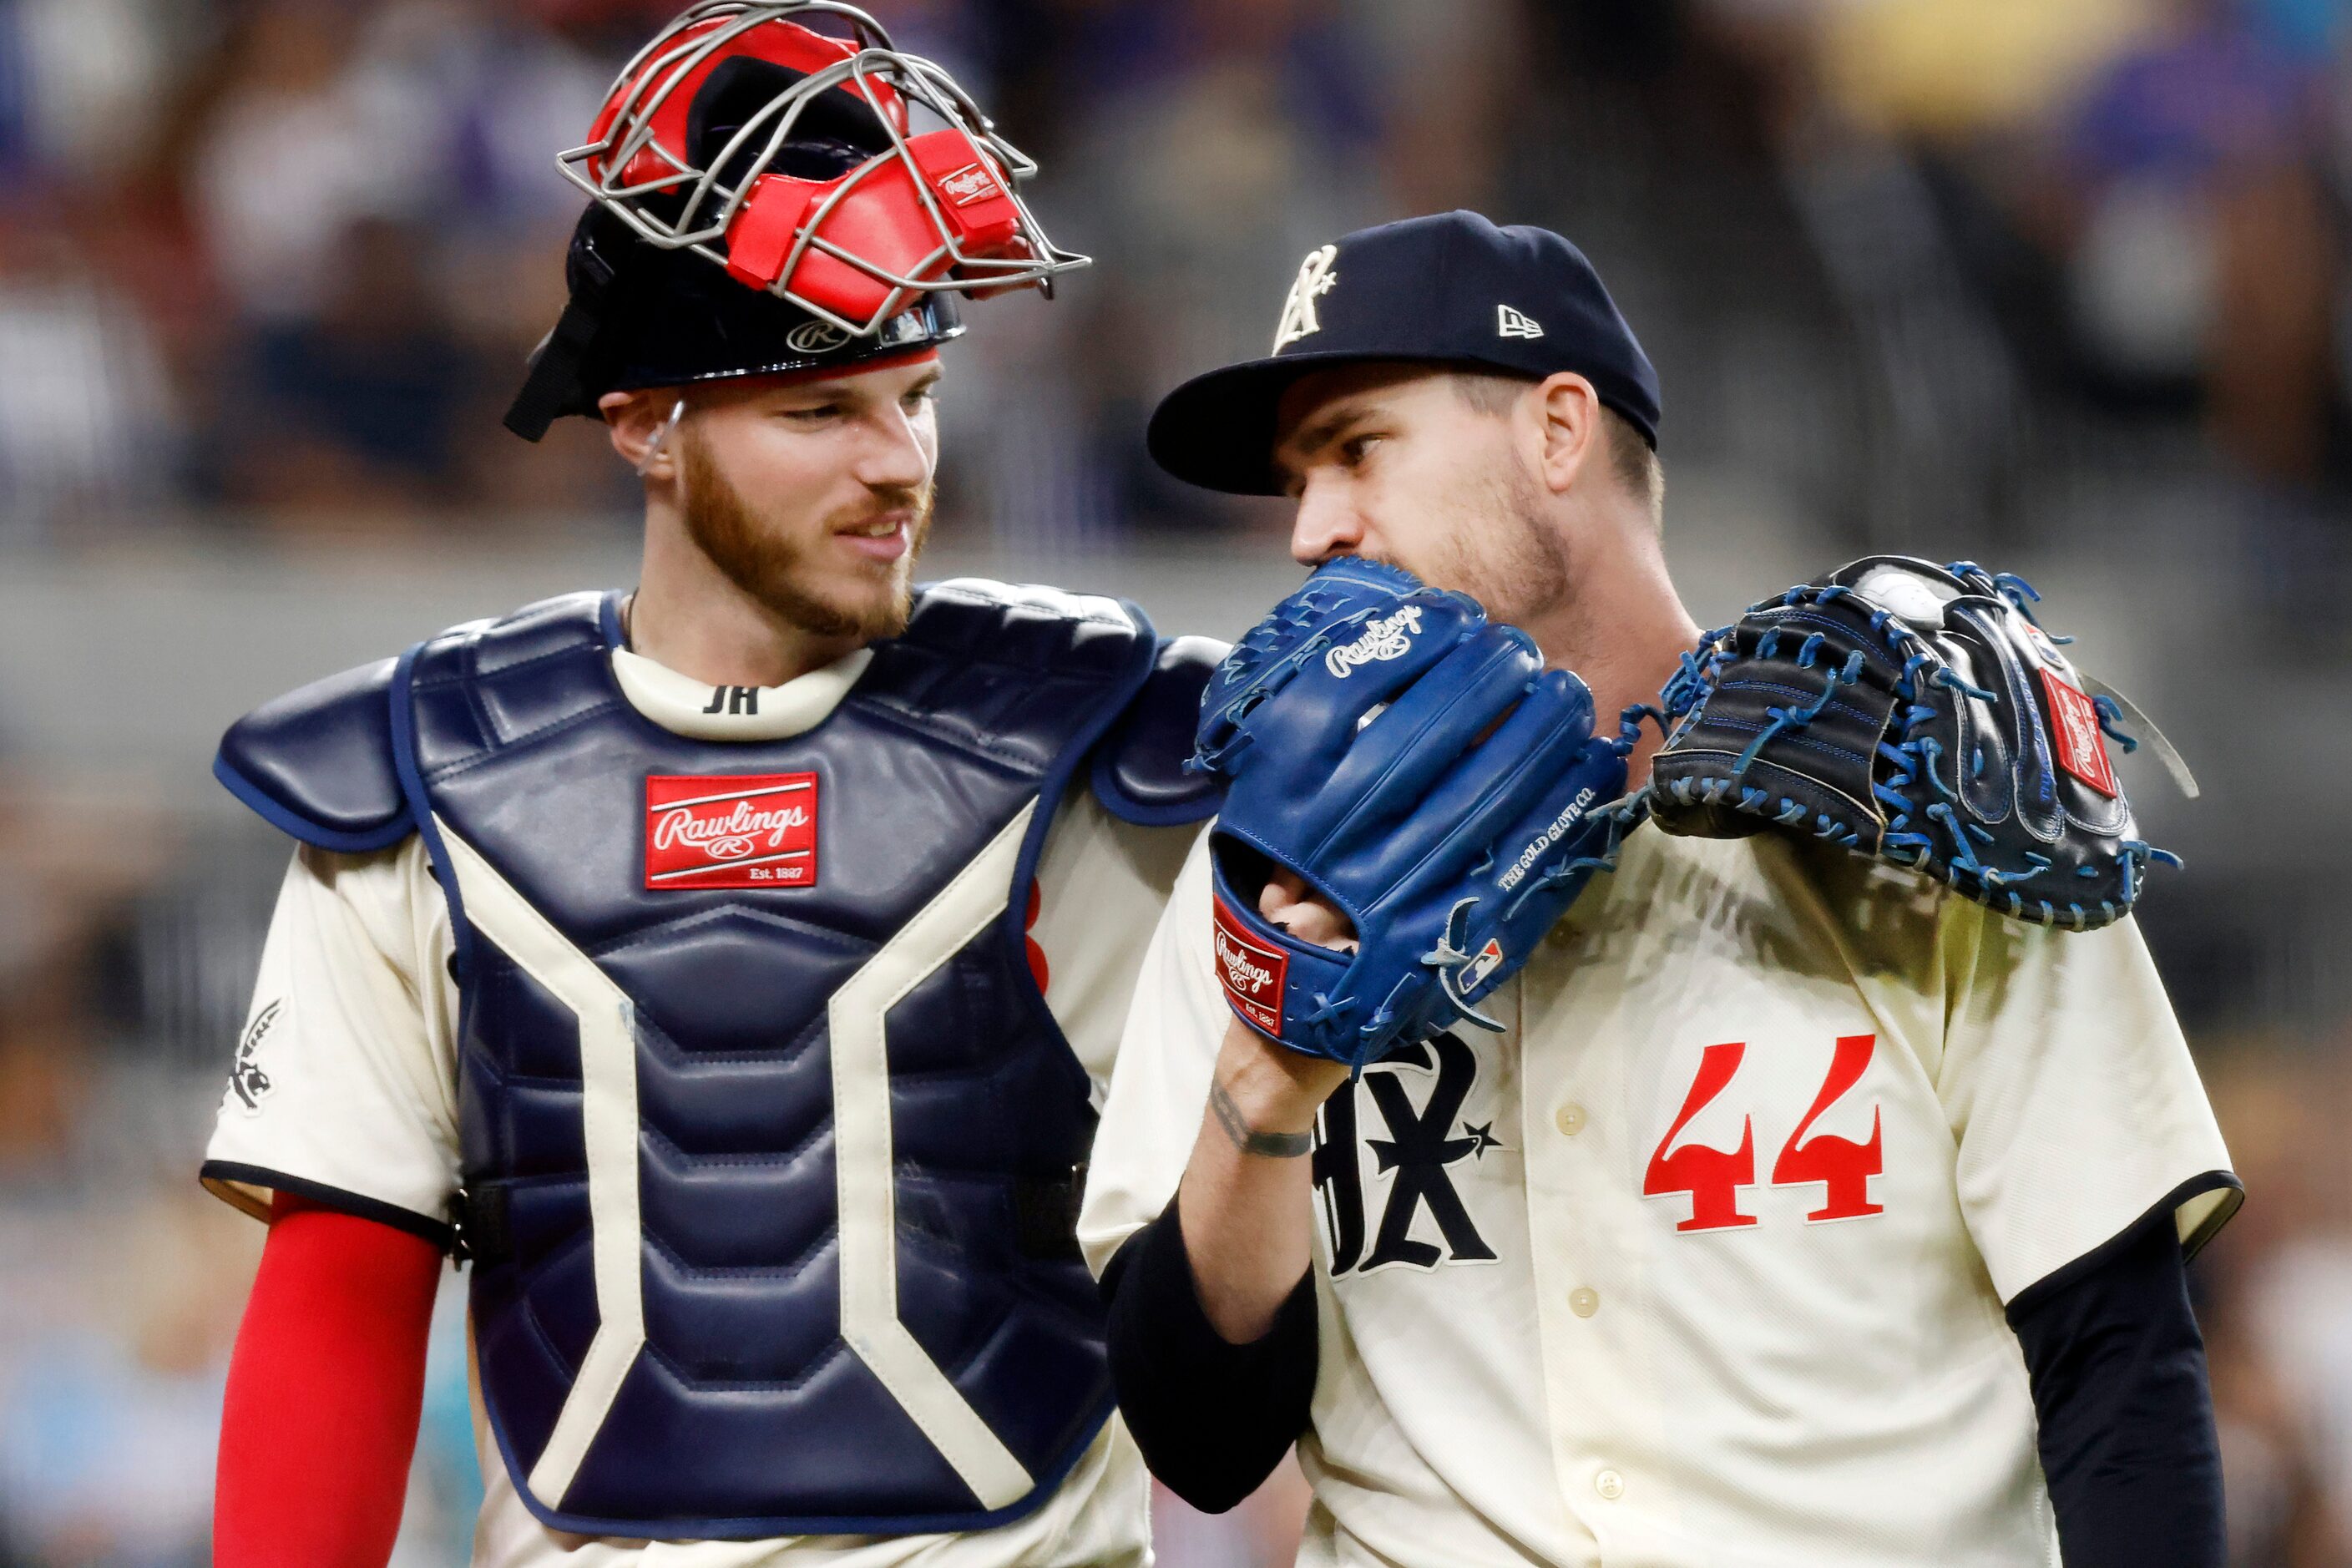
top-left (1530, 372), bottom-right (1602, 496)
top-left (604, 390), bottom-right (684, 481)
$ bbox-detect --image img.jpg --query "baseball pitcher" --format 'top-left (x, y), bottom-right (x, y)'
top-left (1080, 212), bottom-right (2238, 1566)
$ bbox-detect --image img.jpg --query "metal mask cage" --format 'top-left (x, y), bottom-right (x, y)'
top-left (556, 0), bottom-right (1088, 337)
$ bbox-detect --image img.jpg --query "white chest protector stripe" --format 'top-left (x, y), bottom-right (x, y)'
top-left (436, 802), bottom-right (1042, 1514)
top-left (830, 801), bottom-right (1039, 1510)
top-left (432, 819), bottom-right (645, 1508)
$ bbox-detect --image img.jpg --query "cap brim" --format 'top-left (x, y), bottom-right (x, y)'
top-left (1146, 349), bottom-right (1469, 497)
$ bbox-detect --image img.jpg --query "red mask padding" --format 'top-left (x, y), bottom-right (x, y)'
top-left (588, 16), bottom-right (906, 197)
top-left (723, 129), bottom-right (1029, 324)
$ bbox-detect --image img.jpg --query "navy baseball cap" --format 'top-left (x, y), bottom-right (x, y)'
top-left (1146, 210), bottom-right (1661, 496)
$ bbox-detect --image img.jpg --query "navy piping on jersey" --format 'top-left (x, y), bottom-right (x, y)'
top-left (2006, 1170), bottom-right (2243, 1318)
top-left (199, 1159), bottom-right (456, 1248)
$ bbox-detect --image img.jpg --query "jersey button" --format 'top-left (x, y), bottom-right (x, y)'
top-left (1554, 1103), bottom-right (1587, 1136)
top-left (1595, 1469), bottom-right (1625, 1500)
top-left (1569, 1287), bottom-right (1600, 1318)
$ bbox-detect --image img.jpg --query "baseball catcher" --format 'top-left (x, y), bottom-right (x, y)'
top-left (203, 8), bottom-right (1220, 1565)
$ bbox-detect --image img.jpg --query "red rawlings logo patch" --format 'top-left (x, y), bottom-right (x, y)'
top-left (2039, 670), bottom-right (2120, 799)
top-left (1212, 897), bottom-right (1287, 1035)
top-left (645, 774), bottom-right (817, 890)
top-left (938, 161), bottom-right (1003, 207)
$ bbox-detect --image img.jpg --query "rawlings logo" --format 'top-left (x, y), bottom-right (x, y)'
top-left (1496, 787), bottom-right (1597, 891)
top-left (651, 798), bottom-right (808, 858)
top-left (1325, 606), bottom-right (1424, 678)
top-left (787, 320), bottom-right (852, 356)
top-left (2039, 670), bottom-right (2119, 799)
top-left (1212, 898), bottom-right (1287, 1034)
top-left (1218, 935), bottom-right (1275, 994)
top-left (937, 161), bottom-right (1001, 206)
top-left (645, 774), bottom-right (819, 888)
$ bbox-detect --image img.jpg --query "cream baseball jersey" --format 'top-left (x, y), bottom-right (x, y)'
top-left (205, 640), bottom-right (1196, 1568)
top-left (1081, 821), bottom-right (2239, 1567)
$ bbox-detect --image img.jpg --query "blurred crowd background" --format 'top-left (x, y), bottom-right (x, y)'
top-left (1, 0), bottom-right (2350, 1561)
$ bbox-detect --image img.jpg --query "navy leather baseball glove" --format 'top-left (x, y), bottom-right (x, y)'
top-left (1195, 560), bottom-right (1635, 1070)
top-left (1647, 555), bottom-right (2197, 929)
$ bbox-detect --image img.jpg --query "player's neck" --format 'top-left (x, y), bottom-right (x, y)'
top-left (628, 505), bottom-right (865, 688)
top-left (1523, 529), bottom-right (1699, 787)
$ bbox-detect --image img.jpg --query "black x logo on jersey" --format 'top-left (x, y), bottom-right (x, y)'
top-left (1314, 1031), bottom-right (1499, 1274)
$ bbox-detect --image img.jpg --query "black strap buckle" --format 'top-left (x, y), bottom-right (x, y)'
top-left (450, 1181), bottom-right (513, 1267)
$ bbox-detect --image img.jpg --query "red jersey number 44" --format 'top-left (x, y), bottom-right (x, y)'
top-left (645, 774), bottom-right (817, 890)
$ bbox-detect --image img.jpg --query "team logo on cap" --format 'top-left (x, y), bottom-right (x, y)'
top-left (1273, 243), bottom-right (1340, 352)
top-left (1497, 304), bottom-right (1544, 339)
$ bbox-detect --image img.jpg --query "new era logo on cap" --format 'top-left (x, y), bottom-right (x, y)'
top-left (1497, 303), bottom-right (1544, 339)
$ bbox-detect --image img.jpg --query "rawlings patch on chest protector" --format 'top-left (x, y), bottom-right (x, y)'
top-left (1213, 897), bottom-right (1287, 1034)
top-left (2038, 670), bottom-right (2120, 799)
top-left (645, 774), bottom-right (818, 888)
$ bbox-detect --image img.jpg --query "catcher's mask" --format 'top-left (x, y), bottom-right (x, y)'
top-left (504, 0), bottom-right (1087, 440)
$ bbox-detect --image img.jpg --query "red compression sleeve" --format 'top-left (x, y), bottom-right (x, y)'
top-left (215, 1192), bottom-right (442, 1568)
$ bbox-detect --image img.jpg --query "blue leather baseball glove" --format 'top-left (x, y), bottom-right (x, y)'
top-left (1194, 560), bottom-right (1635, 1070)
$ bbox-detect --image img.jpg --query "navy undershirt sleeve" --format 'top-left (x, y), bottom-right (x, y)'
top-left (2007, 1200), bottom-right (2226, 1568)
top-left (1100, 1197), bottom-right (1318, 1514)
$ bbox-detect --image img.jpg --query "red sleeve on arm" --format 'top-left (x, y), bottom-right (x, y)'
top-left (215, 1191), bottom-right (443, 1568)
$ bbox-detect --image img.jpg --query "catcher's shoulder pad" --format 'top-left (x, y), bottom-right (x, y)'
top-left (1092, 634), bottom-right (1229, 826)
top-left (893, 577), bottom-right (1158, 695)
top-left (1650, 555), bottom-right (2183, 930)
top-left (215, 655), bottom-right (413, 852)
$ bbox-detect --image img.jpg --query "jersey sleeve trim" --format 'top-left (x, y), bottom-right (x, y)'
top-left (200, 1159), bottom-right (455, 1250)
top-left (2004, 1170), bottom-right (2243, 1318)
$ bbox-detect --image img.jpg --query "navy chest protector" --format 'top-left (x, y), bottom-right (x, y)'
top-left (210, 583), bottom-right (1222, 1539)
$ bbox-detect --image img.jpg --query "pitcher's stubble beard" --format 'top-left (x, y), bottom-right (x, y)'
top-left (679, 429), bottom-right (935, 642)
top-left (1417, 456), bottom-right (1568, 630)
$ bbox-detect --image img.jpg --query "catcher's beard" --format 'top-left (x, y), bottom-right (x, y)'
top-left (678, 429), bottom-right (933, 642)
